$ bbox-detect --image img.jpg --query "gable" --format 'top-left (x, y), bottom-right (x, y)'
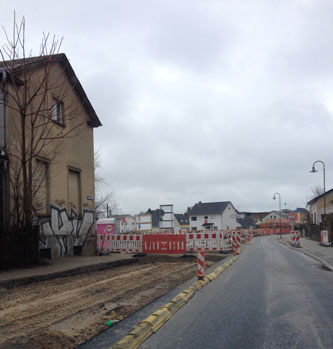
top-left (1, 54), bottom-right (102, 128)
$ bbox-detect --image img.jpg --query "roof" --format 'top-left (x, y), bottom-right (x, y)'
top-left (174, 214), bottom-right (189, 225)
top-left (307, 188), bottom-right (333, 205)
top-left (262, 211), bottom-right (285, 220)
top-left (188, 201), bottom-right (231, 215)
top-left (110, 214), bottom-right (133, 219)
top-left (294, 208), bottom-right (309, 213)
top-left (0, 54), bottom-right (102, 128)
top-left (236, 213), bottom-right (255, 228)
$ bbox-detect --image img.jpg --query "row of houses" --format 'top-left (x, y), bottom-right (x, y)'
top-left (107, 201), bottom-right (312, 234)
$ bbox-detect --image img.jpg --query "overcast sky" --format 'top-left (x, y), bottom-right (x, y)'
top-left (2, 0), bottom-right (333, 215)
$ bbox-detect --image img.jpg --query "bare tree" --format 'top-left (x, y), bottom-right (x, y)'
top-left (311, 185), bottom-right (324, 199)
top-left (1, 14), bottom-right (83, 227)
top-left (94, 149), bottom-right (121, 218)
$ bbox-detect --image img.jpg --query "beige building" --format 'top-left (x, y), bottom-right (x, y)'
top-left (174, 214), bottom-right (190, 232)
top-left (307, 189), bottom-right (333, 226)
top-left (0, 54), bottom-right (102, 258)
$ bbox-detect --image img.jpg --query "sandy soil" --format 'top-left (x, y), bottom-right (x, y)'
top-left (0, 254), bottom-right (225, 348)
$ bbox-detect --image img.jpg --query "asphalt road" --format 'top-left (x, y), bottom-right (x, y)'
top-left (140, 237), bottom-right (333, 348)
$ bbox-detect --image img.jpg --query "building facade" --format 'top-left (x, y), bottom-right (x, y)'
top-left (110, 214), bottom-right (136, 233)
top-left (307, 189), bottom-right (333, 225)
top-left (0, 54), bottom-right (102, 258)
top-left (188, 201), bottom-right (239, 231)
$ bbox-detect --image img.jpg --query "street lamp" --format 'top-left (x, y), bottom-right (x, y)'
top-left (273, 193), bottom-right (282, 239)
top-left (310, 160), bottom-right (326, 229)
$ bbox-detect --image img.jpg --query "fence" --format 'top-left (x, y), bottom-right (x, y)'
top-left (97, 231), bottom-right (227, 254)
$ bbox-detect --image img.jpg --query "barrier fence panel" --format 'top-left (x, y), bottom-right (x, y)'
top-left (97, 232), bottom-right (228, 254)
top-left (97, 234), bottom-right (142, 253)
top-left (294, 230), bottom-right (301, 247)
top-left (186, 232), bottom-right (224, 252)
top-left (259, 228), bottom-right (292, 235)
top-left (142, 234), bottom-right (186, 254)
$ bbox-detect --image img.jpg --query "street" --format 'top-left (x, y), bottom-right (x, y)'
top-left (139, 237), bottom-right (333, 348)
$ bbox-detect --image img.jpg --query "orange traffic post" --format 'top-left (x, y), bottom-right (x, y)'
top-left (197, 249), bottom-right (205, 279)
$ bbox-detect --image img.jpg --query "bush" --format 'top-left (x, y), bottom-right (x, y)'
top-left (0, 224), bottom-right (40, 270)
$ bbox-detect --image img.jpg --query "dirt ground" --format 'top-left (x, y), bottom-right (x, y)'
top-left (0, 254), bottom-right (226, 348)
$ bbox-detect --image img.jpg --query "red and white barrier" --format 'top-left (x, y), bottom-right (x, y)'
top-left (290, 230), bottom-right (295, 245)
top-left (142, 234), bottom-right (186, 254)
top-left (294, 230), bottom-right (301, 247)
top-left (232, 232), bottom-right (238, 256)
top-left (259, 228), bottom-right (291, 235)
top-left (235, 231), bottom-right (241, 248)
top-left (290, 230), bottom-right (301, 247)
top-left (320, 230), bottom-right (330, 246)
top-left (197, 249), bottom-right (205, 278)
top-left (97, 234), bottom-right (142, 253)
top-left (97, 231), bottom-right (228, 254)
top-left (186, 232), bottom-right (224, 252)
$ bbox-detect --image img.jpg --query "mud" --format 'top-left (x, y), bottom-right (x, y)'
top-left (0, 254), bottom-right (226, 348)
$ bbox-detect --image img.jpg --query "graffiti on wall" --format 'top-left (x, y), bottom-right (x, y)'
top-left (38, 205), bottom-right (94, 257)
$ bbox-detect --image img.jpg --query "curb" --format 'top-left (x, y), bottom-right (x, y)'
top-left (0, 258), bottom-right (138, 289)
top-left (111, 255), bottom-right (238, 349)
top-left (277, 239), bottom-right (333, 272)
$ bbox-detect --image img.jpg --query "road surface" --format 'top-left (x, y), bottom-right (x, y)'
top-left (141, 237), bottom-right (333, 348)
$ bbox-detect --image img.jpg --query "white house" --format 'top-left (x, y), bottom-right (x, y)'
top-left (110, 214), bottom-right (136, 233)
top-left (187, 201), bottom-right (239, 231)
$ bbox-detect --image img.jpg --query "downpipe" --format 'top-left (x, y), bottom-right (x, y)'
top-left (0, 68), bottom-right (7, 228)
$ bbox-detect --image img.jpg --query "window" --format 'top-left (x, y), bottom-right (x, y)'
top-left (191, 216), bottom-right (197, 221)
top-left (52, 97), bottom-right (64, 124)
top-left (34, 158), bottom-right (50, 215)
top-left (204, 216), bottom-right (208, 219)
top-left (68, 168), bottom-right (81, 215)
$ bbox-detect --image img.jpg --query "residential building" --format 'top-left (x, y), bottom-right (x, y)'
top-left (236, 213), bottom-right (255, 229)
top-left (174, 213), bottom-right (190, 232)
top-left (294, 208), bottom-right (309, 224)
top-left (187, 201), bottom-right (239, 231)
top-left (145, 208), bottom-right (164, 232)
top-left (261, 210), bottom-right (289, 224)
top-left (307, 189), bottom-right (333, 225)
top-left (246, 212), bottom-right (269, 226)
top-left (110, 214), bottom-right (136, 233)
top-left (0, 54), bottom-right (102, 258)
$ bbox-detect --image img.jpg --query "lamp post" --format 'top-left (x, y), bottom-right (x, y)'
top-left (310, 160), bottom-right (326, 229)
top-left (273, 193), bottom-right (282, 239)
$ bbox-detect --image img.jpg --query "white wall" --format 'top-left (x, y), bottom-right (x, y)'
top-left (189, 203), bottom-right (238, 231)
top-left (221, 203), bottom-right (238, 230)
top-left (118, 215), bottom-right (136, 233)
top-left (190, 214), bottom-right (222, 231)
